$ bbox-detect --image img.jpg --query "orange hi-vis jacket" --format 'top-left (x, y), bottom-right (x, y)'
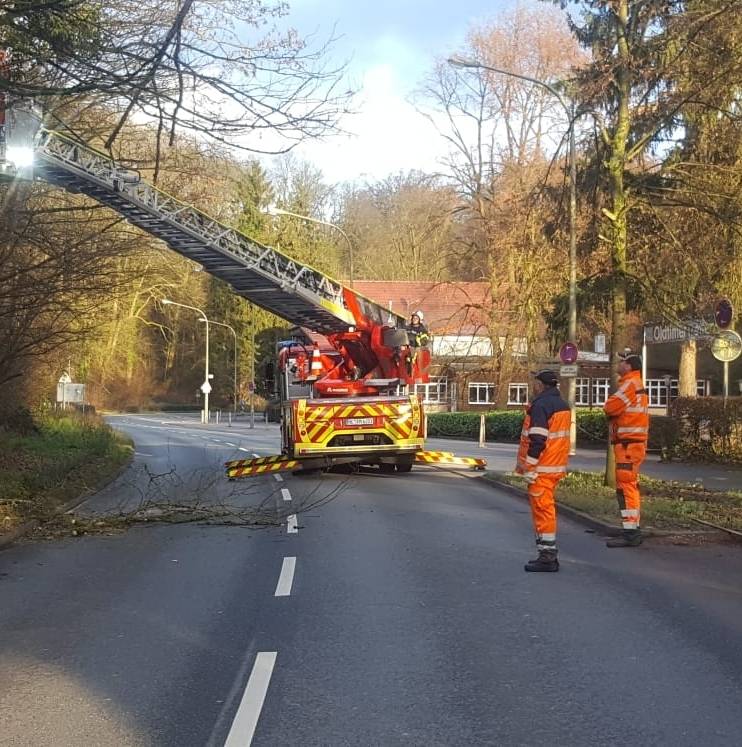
top-left (516, 388), bottom-right (571, 477)
top-left (604, 370), bottom-right (649, 444)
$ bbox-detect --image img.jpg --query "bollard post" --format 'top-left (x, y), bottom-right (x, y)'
top-left (228, 411), bottom-right (232, 427)
top-left (479, 413), bottom-right (486, 447)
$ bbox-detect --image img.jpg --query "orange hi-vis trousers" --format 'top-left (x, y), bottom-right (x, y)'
top-left (614, 441), bottom-right (646, 530)
top-left (528, 472), bottom-right (564, 553)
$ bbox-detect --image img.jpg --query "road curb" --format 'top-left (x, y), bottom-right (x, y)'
top-left (0, 448), bottom-right (135, 552)
top-left (481, 471), bottom-right (719, 539)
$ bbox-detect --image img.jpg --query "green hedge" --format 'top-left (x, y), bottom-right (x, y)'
top-left (426, 409), bottom-right (678, 451)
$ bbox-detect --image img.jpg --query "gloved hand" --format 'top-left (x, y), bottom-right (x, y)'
top-left (514, 464), bottom-right (524, 475)
top-left (523, 469), bottom-right (537, 485)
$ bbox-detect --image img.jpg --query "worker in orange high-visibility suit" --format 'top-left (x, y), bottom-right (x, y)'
top-left (516, 369), bottom-right (571, 572)
top-left (604, 353), bottom-right (650, 547)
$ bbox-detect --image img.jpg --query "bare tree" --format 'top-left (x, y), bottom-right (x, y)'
top-left (1, 0), bottom-right (353, 158)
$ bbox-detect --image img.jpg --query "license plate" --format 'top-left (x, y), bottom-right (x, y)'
top-left (345, 417), bottom-right (373, 426)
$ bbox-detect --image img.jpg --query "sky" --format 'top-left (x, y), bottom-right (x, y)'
top-left (271, 0), bottom-right (518, 185)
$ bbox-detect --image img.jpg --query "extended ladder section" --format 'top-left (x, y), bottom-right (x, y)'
top-left (3, 125), bottom-right (405, 335)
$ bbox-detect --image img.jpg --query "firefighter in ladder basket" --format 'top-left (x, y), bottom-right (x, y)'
top-left (404, 310), bottom-right (430, 376)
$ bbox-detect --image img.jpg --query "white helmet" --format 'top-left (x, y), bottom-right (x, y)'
top-left (412, 310), bottom-right (424, 322)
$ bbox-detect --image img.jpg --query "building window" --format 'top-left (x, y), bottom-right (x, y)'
top-left (468, 382), bottom-right (496, 405)
top-left (591, 378), bottom-right (610, 406)
top-left (507, 383), bottom-right (528, 405)
top-left (416, 377), bottom-right (448, 404)
top-left (670, 379), bottom-right (679, 401)
top-left (697, 379), bottom-right (710, 397)
top-left (646, 379), bottom-right (668, 407)
top-left (575, 378), bottom-right (590, 406)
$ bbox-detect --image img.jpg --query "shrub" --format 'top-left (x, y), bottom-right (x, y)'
top-left (426, 408), bottom-right (680, 453)
top-left (670, 396), bottom-right (742, 463)
top-left (575, 411), bottom-right (607, 444)
top-left (426, 411), bottom-right (481, 439)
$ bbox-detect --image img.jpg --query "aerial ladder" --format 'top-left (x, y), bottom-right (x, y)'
top-left (0, 108), bottom-right (486, 477)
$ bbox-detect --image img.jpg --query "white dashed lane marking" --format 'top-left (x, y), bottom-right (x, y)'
top-left (223, 652), bottom-right (277, 747)
top-left (280, 488), bottom-right (291, 502)
top-left (287, 514), bottom-right (298, 534)
top-left (274, 557), bottom-right (296, 597)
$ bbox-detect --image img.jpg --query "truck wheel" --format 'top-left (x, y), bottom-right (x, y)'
top-left (396, 460), bottom-right (413, 473)
top-left (378, 462), bottom-right (395, 474)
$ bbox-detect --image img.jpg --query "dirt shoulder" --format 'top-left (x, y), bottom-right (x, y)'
top-left (0, 412), bottom-right (133, 542)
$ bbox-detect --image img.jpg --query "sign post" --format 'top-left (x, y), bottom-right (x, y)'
top-left (715, 298), bottom-right (734, 330)
top-left (711, 330), bottom-right (742, 402)
top-left (559, 342), bottom-right (579, 455)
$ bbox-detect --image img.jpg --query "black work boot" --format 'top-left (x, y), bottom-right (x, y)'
top-left (524, 550), bottom-right (559, 572)
top-left (606, 529), bottom-right (642, 548)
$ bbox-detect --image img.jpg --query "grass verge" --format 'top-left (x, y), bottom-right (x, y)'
top-left (0, 411), bottom-right (133, 535)
top-left (499, 471), bottom-right (742, 533)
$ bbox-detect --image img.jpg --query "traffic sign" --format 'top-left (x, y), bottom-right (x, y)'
top-left (715, 298), bottom-right (734, 329)
top-left (559, 342), bottom-right (578, 365)
top-left (560, 365), bottom-right (578, 377)
top-left (200, 381), bottom-right (212, 394)
top-left (711, 330), bottom-right (742, 362)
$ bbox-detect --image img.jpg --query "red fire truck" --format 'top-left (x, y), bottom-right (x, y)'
top-left (0, 108), bottom-right (484, 478)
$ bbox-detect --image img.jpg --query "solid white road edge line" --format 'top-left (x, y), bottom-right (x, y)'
top-left (287, 514), bottom-right (298, 533)
top-left (239, 447), bottom-right (250, 452)
top-left (274, 474), bottom-right (284, 482)
top-left (223, 651), bottom-right (277, 747)
top-left (280, 488), bottom-right (291, 502)
top-left (225, 442), bottom-right (236, 447)
top-left (274, 557), bottom-right (296, 597)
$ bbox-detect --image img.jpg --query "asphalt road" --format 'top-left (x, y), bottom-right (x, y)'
top-left (2, 413), bottom-right (742, 746)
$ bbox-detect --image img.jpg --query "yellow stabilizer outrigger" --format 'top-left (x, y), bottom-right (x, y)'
top-left (225, 450), bottom-right (487, 480)
top-left (414, 452), bottom-right (487, 470)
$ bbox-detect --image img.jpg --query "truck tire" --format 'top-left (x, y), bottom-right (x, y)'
top-left (396, 460), bottom-right (413, 473)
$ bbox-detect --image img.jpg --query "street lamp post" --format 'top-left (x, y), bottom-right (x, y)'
top-left (265, 205), bottom-right (355, 287)
top-left (250, 305), bottom-right (256, 429)
top-left (200, 318), bottom-right (238, 416)
top-left (162, 299), bottom-right (211, 424)
top-left (448, 56), bottom-right (579, 454)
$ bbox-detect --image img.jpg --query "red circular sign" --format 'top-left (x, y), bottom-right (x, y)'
top-left (715, 298), bottom-right (734, 329)
top-left (559, 342), bottom-right (579, 365)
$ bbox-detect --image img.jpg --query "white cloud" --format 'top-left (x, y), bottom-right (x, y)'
top-left (292, 61), bottom-right (448, 184)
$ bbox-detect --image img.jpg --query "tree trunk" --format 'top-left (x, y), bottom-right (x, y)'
top-left (678, 338), bottom-right (697, 397)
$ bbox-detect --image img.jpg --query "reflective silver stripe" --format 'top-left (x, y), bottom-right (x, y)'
top-left (616, 391), bottom-right (631, 405)
top-left (529, 426), bottom-right (549, 437)
top-left (521, 429), bottom-right (529, 437)
top-left (622, 520), bottom-right (638, 529)
top-left (526, 456), bottom-right (538, 466)
top-left (621, 509), bottom-right (640, 518)
top-left (617, 427), bottom-right (648, 434)
top-left (625, 405), bottom-right (648, 413)
top-left (537, 533), bottom-right (556, 542)
top-left (536, 465), bottom-right (567, 473)
top-left (548, 430), bottom-right (570, 439)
